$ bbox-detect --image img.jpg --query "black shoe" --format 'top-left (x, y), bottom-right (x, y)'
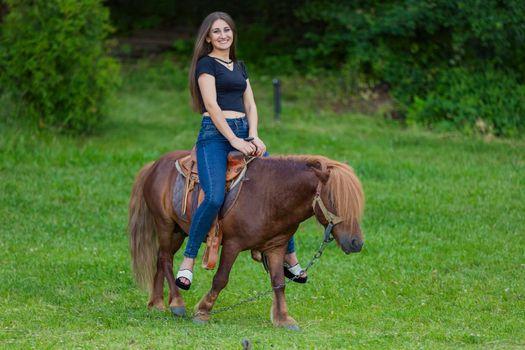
top-left (283, 263), bottom-right (308, 283)
top-left (175, 269), bottom-right (193, 290)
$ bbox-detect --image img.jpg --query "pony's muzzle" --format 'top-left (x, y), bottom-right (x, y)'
top-left (341, 237), bottom-right (363, 254)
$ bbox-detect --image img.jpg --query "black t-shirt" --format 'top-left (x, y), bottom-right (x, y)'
top-left (195, 56), bottom-right (249, 113)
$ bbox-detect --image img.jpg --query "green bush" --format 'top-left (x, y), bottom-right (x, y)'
top-left (295, 0), bottom-right (525, 136)
top-left (0, 0), bottom-right (120, 133)
top-left (407, 67), bottom-right (525, 137)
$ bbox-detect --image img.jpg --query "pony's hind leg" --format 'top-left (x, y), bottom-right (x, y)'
top-left (194, 243), bottom-right (241, 323)
top-left (148, 220), bottom-right (186, 316)
top-left (148, 255), bottom-right (166, 310)
top-left (265, 249), bottom-right (299, 330)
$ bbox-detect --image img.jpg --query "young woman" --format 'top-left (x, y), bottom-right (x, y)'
top-left (176, 12), bottom-right (307, 290)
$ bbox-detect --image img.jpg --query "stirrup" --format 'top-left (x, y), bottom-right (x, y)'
top-left (175, 269), bottom-right (193, 290)
top-left (283, 262), bottom-right (308, 283)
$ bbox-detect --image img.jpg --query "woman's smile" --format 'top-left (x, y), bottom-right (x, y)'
top-left (208, 19), bottom-right (233, 50)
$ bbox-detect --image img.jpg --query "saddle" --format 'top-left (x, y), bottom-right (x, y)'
top-left (174, 147), bottom-right (250, 270)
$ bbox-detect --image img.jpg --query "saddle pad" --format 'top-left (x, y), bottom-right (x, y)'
top-left (173, 172), bottom-right (244, 223)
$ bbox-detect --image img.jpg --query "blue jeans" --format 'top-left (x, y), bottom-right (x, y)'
top-left (184, 116), bottom-right (295, 258)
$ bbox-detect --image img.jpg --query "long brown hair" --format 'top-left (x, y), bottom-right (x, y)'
top-left (189, 12), bottom-right (238, 113)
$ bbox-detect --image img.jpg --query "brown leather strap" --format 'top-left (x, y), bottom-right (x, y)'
top-left (190, 145), bottom-right (197, 163)
top-left (182, 171), bottom-right (192, 215)
top-left (202, 219), bottom-right (222, 270)
top-left (190, 145), bottom-right (198, 176)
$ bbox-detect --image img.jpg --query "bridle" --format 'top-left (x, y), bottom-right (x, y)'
top-left (312, 164), bottom-right (344, 243)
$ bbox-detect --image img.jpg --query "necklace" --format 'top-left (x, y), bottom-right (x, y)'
top-left (211, 56), bottom-right (233, 65)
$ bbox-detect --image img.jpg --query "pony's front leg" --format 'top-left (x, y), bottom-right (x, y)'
top-left (194, 244), bottom-right (240, 323)
top-left (266, 249), bottom-right (300, 330)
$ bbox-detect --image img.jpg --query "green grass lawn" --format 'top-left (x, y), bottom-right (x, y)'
top-left (1, 59), bottom-right (524, 349)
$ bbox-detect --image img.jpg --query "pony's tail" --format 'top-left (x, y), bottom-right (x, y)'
top-left (128, 162), bottom-right (157, 292)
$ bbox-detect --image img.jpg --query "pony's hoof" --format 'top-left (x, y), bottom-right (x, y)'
top-left (170, 306), bottom-right (186, 318)
top-left (192, 317), bottom-right (208, 325)
top-left (286, 324), bottom-right (300, 331)
top-left (147, 301), bottom-right (165, 311)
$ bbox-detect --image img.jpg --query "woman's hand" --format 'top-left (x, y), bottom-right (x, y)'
top-left (230, 137), bottom-right (257, 156)
top-left (250, 136), bottom-right (267, 157)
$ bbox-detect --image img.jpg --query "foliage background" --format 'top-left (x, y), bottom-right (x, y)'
top-left (0, 0), bottom-right (119, 133)
top-left (105, 0), bottom-right (525, 137)
top-left (1, 0), bottom-right (524, 135)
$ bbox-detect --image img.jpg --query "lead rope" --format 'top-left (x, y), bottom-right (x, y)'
top-left (187, 225), bottom-right (335, 318)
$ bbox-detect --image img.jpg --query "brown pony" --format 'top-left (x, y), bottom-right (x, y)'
top-left (128, 150), bottom-right (365, 329)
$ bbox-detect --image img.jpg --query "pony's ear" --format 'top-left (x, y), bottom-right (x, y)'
top-left (308, 161), bottom-right (330, 184)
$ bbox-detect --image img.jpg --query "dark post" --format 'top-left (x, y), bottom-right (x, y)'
top-left (273, 78), bottom-right (281, 121)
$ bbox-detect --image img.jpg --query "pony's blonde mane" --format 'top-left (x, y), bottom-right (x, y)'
top-left (281, 155), bottom-right (365, 227)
